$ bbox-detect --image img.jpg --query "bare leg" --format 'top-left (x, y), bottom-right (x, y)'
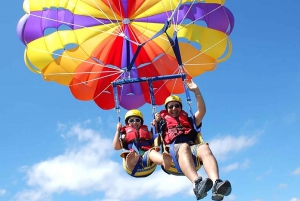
top-left (197, 143), bottom-right (219, 182)
top-left (162, 152), bottom-right (172, 170)
top-left (125, 151), bottom-right (139, 171)
top-left (149, 150), bottom-right (172, 170)
top-left (177, 143), bottom-right (199, 183)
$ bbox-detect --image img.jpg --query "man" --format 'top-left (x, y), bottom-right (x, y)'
top-left (158, 79), bottom-right (231, 200)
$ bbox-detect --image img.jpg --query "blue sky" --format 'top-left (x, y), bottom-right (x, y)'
top-left (1, 1), bottom-right (300, 201)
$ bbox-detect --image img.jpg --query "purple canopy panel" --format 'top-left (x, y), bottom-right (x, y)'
top-left (16, 14), bottom-right (29, 44)
top-left (119, 70), bottom-right (145, 109)
top-left (22, 11), bottom-right (44, 43)
top-left (135, 3), bottom-right (234, 35)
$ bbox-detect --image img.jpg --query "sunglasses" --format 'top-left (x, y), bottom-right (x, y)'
top-left (128, 118), bottom-right (142, 123)
top-left (167, 104), bottom-right (181, 109)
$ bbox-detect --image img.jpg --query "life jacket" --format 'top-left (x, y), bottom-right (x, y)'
top-left (160, 110), bottom-right (193, 144)
top-left (122, 125), bottom-right (152, 151)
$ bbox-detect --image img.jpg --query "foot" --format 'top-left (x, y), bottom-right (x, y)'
top-left (212, 179), bottom-right (232, 201)
top-left (125, 151), bottom-right (139, 171)
top-left (162, 152), bottom-right (172, 170)
top-left (193, 177), bottom-right (213, 200)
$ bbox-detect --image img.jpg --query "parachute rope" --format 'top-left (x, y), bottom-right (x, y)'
top-left (96, 0), bottom-right (124, 32)
top-left (64, 0), bottom-right (123, 33)
top-left (28, 13), bottom-right (119, 37)
top-left (177, 5), bottom-right (223, 29)
top-left (183, 36), bottom-right (230, 65)
top-left (143, 69), bottom-right (182, 105)
top-left (93, 73), bottom-right (124, 100)
top-left (25, 46), bottom-right (124, 70)
top-left (176, 0), bottom-right (198, 28)
top-left (168, 0), bottom-right (183, 22)
top-left (25, 1), bottom-right (230, 69)
top-left (69, 71), bottom-right (122, 87)
top-left (18, 0), bottom-right (235, 110)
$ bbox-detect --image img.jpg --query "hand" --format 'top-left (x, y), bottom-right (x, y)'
top-left (116, 122), bottom-right (122, 131)
top-left (184, 79), bottom-right (199, 93)
top-left (121, 134), bottom-right (126, 140)
top-left (155, 112), bottom-right (161, 121)
top-left (151, 113), bottom-right (161, 127)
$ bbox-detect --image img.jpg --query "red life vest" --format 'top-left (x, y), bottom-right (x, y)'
top-left (122, 125), bottom-right (152, 150)
top-left (160, 110), bottom-right (193, 144)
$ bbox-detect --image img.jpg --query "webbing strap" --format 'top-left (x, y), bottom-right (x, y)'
top-left (164, 26), bottom-right (200, 133)
top-left (167, 74), bottom-right (201, 173)
top-left (147, 79), bottom-right (158, 140)
top-left (112, 82), bottom-right (121, 123)
top-left (181, 75), bottom-right (201, 133)
top-left (169, 137), bottom-right (198, 173)
top-left (127, 21), bottom-right (170, 72)
top-left (130, 144), bottom-right (142, 176)
top-left (126, 1), bottom-right (183, 72)
top-left (169, 139), bottom-right (182, 172)
top-left (166, 32), bottom-right (183, 66)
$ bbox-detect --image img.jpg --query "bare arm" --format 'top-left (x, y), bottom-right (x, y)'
top-left (112, 122), bottom-right (123, 150)
top-left (184, 79), bottom-right (206, 126)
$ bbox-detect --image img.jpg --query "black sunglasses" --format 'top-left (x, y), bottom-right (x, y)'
top-left (128, 118), bottom-right (141, 123)
top-left (167, 104), bottom-right (181, 109)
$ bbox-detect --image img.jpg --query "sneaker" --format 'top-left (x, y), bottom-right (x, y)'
top-left (193, 177), bottom-right (213, 200)
top-left (212, 179), bottom-right (232, 201)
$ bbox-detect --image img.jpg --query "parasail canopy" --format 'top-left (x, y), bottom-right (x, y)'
top-left (17, 0), bottom-right (234, 110)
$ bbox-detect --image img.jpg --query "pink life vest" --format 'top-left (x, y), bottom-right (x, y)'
top-left (160, 110), bottom-right (193, 144)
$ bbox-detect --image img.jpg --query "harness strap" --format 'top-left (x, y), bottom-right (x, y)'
top-left (169, 136), bottom-right (199, 173)
top-left (127, 141), bottom-right (151, 150)
top-left (168, 75), bottom-right (200, 173)
top-left (142, 150), bottom-right (150, 167)
top-left (147, 78), bottom-right (159, 141)
top-left (130, 143), bottom-right (142, 176)
top-left (169, 138), bottom-right (181, 172)
top-left (127, 19), bottom-right (172, 71)
top-left (181, 74), bottom-right (201, 133)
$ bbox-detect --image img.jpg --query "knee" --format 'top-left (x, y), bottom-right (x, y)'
top-left (179, 143), bottom-right (191, 154)
top-left (198, 143), bottom-right (213, 156)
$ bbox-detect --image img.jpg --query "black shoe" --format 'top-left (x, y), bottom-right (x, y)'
top-left (212, 179), bottom-right (232, 201)
top-left (193, 177), bottom-right (213, 200)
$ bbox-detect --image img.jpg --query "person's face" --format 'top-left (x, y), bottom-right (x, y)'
top-left (127, 117), bottom-right (142, 129)
top-left (166, 101), bottom-right (181, 117)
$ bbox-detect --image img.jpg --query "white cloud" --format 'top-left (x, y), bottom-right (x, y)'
top-left (241, 159), bottom-right (250, 169)
top-left (15, 123), bottom-right (197, 201)
top-left (94, 199), bottom-right (120, 201)
top-left (96, 116), bottom-right (103, 125)
top-left (290, 198), bottom-right (300, 201)
top-left (221, 159), bottom-right (250, 173)
top-left (209, 134), bottom-right (258, 160)
top-left (256, 168), bottom-right (273, 181)
top-left (283, 113), bottom-right (297, 125)
top-left (83, 119), bottom-right (92, 125)
top-left (0, 189), bottom-right (6, 196)
top-left (278, 183), bottom-right (287, 188)
top-left (227, 194), bottom-right (236, 200)
top-left (222, 162), bottom-right (239, 172)
top-left (292, 167), bottom-right (300, 175)
top-left (15, 190), bottom-right (49, 201)
top-left (15, 122), bottom-right (259, 201)
top-left (57, 123), bottom-right (66, 131)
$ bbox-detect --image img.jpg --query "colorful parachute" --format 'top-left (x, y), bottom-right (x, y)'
top-left (17, 0), bottom-right (234, 110)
